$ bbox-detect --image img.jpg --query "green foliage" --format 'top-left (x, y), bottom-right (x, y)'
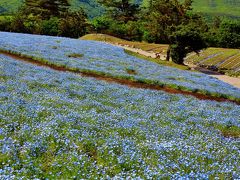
top-left (1, 0), bottom-right (239, 51)
top-left (170, 44), bottom-right (186, 64)
top-left (0, 16), bottom-right (12, 31)
top-left (144, 0), bottom-right (194, 44)
top-left (24, 0), bottom-right (70, 19)
top-left (93, 0), bottom-right (142, 41)
top-left (9, 10), bottom-right (29, 33)
top-left (98, 0), bottom-right (140, 23)
top-left (91, 16), bottom-right (143, 41)
top-left (191, 0), bottom-right (240, 19)
top-left (143, 0), bottom-right (207, 64)
top-left (217, 20), bottom-right (240, 48)
top-left (206, 18), bottom-right (240, 48)
top-left (0, 6), bottom-right (6, 14)
top-left (42, 17), bottom-right (60, 36)
top-left (59, 9), bottom-right (88, 38)
top-left (1, 0), bottom-right (240, 19)
top-left (108, 21), bottom-right (142, 41)
top-left (170, 23), bottom-right (207, 64)
top-left (91, 16), bottom-right (112, 33)
top-left (0, 2), bottom-right (88, 38)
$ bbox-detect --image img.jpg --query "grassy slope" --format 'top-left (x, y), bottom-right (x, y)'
top-left (80, 34), bottom-right (168, 52)
top-left (0, 0), bottom-right (22, 14)
top-left (186, 48), bottom-right (240, 76)
top-left (80, 34), bottom-right (189, 71)
top-left (81, 34), bottom-right (240, 76)
top-left (192, 0), bottom-right (240, 18)
top-left (1, 0), bottom-right (240, 18)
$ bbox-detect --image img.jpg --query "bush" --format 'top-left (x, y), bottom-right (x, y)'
top-left (10, 14), bottom-right (27, 33)
top-left (91, 16), bottom-right (112, 33)
top-left (170, 44), bottom-right (186, 64)
top-left (22, 14), bottom-right (42, 34)
top-left (2, 4), bottom-right (88, 38)
top-left (218, 20), bottom-right (240, 48)
top-left (42, 17), bottom-right (59, 36)
top-left (124, 21), bottom-right (143, 41)
top-left (59, 9), bottom-right (88, 38)
top-left (0, 17), bottom-right (12, 31)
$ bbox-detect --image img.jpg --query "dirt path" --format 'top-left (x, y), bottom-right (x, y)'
top-left (186, 63), bottom-right (240, 89)
top-left (113, 43), bottom-right (240, 89)
top-left (111, 43), bottom-right (167, 60)
top-left (1, 51), bottom-right (239, 105)
top-left (211, 75), bottom-right (240, 89)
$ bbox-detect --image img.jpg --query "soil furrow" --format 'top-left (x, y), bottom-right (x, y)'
top-left (1, 51), bottom-right (239, 105)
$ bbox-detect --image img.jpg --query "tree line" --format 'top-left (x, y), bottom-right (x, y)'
top-left (0, 0), bottom-right (239, 64)
top-left (0, 0), bottom-right (87, 38)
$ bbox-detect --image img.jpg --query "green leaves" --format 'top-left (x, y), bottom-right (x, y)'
top-left (170, 23), bottom-right (207, 64)
top-left (98, 0), bottom-right (140, 23)
top-left (24, 0), bottom-right (70, 19)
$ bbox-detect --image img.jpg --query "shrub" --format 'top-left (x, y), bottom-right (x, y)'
top-left (67, 53), bottom-right (84, 58)
top-left (91, 16), bottom-right (112, 33)
top-left (42, 17), bottom-right (59, 36)
top-left (0, 16), bottom-right (12, 31)
top-left (59, 9), bottom-right (88, 38)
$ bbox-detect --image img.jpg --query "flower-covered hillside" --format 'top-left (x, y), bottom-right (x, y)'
top-left (0, 32), bottom-right (239, 101)
top-left (0, 54), bottom-right (239, 179)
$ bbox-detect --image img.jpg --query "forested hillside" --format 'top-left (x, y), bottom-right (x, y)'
top-left (0, 0), bottom-right (240, 18)
top-left (0, 0), bottom-right (103, 18)
top-left (192, 0), bottom-right (240, 18)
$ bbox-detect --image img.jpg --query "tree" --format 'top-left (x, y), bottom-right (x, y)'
top-left (0, 6), bottom-right (6, 14)
top-left (8, 0), bottom-right (88, 38)
top-left (217, 19), bottom-right (240, 48)
top-left (169, 23), bottom-right (207, 64)
top-left (145, 0), bottom-right (193, 43)
top-left (206, 18), bottom-right (240, 48)
top-left (98, 0), bottom-right (140, 23)
top-left (145, 0), bottom-right (207, 63)
top-left (59, 9), bottom-right (88, 38)
top-left (24, 0), bottom-right (70, 19)
top-left (91, 16), bottom-right (112, 33)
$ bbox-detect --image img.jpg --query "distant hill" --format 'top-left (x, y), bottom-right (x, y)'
top-left (192, 0), bottom-right (240, 19)
top-left (0, 0), bottom-right (104, 18)
top-left (0, 0), bottom-right (240, 18)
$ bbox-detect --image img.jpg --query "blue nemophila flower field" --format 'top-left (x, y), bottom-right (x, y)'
top-left (0, 32), bottom-right (239, 101)
top-left (0, 55), bottom-right (239, 179)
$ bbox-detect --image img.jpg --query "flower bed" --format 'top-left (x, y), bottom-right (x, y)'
top-left (0, 55), bottom-right (239, 179)
top-left (0, 32), bottom-right (239, 101)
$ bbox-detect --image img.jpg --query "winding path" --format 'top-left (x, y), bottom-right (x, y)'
top-left (113, 43), bottom-right (240, 89)
top-left (186, 63), bottom-right (240, 89)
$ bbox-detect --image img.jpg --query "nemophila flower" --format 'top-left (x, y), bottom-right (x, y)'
top-left (0, 46), bottom-right (240, 179)
top-left (0, 32), bottom-right (239, 100)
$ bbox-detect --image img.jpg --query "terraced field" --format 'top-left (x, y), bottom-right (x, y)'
top-left (81, 34), bottom-right (168, 54)
top-left (0, 32), bottom-right (239, 179)
top-left (82, 34), bottom-right (240, 77)
top-left (186, 48), bottom-right (240, 76)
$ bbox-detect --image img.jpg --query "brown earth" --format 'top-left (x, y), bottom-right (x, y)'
top-left (1, 51), bottom-right (239, 105)
top-left (186, 63), bottom-right (240, 89)
top-left (113, 43), bottom-right (240, 89)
